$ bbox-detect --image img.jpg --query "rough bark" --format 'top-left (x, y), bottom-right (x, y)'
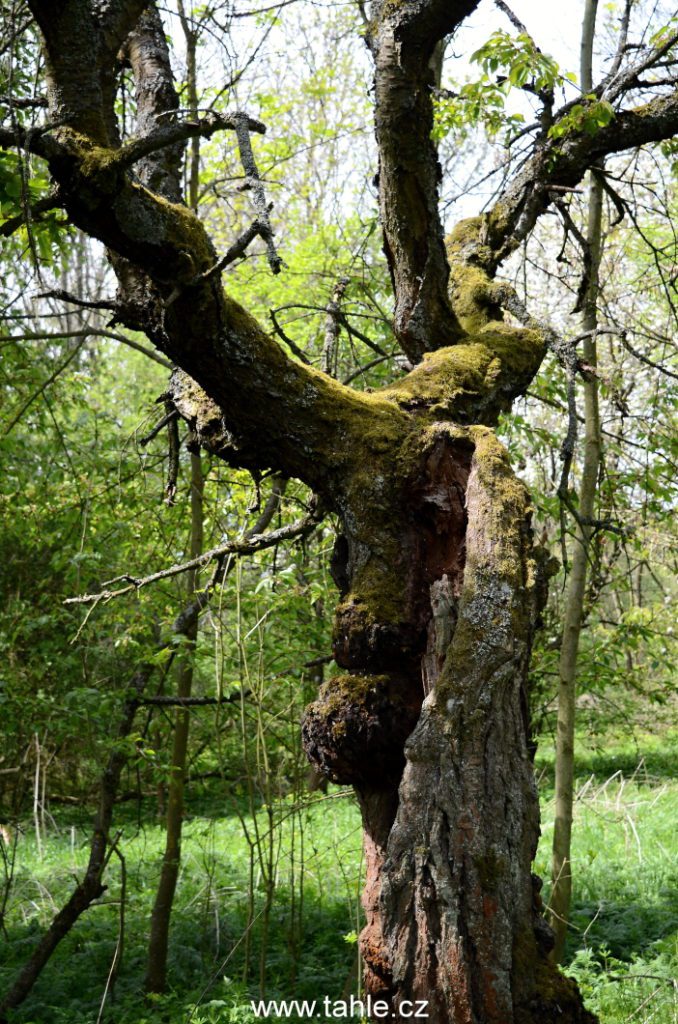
top-left (379, 433), bottom-right (593, 1023)
top-left (368, 0), bottom-right (480, 359)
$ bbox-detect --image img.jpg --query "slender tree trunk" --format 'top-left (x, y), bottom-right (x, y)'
top-left (550, 0), bottom-right (603, 963)
top-left (0, 666), bottom-right (153, 1023)
top-left (145, 452), bottom-right (204, 993)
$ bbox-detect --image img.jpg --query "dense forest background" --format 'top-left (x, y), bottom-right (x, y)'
top-left (0, 1), bottom-right (676, 1022)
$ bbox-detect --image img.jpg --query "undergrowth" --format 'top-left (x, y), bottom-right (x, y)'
top-left (0, 734), bottom-right (675, 1024)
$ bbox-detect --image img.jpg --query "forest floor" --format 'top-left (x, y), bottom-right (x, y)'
top-left (0, 731), bottom-right (676, 1024)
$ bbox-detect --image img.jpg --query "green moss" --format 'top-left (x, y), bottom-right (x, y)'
top-left (382, 345), bottom-right (493, 411)
top-left (473, 849), bottom-right (506, 889)
top-left (54, 127), bottom-right (122, 189)
top-left (315, 674), bottom-right (392, 718)
top-left (445, 216), bottom-right (546, 389)
top-left (432, 426), bottom-right (537, 704)
top-left (477, 321), bottom-right (545, 381)
top-left (158, 197), bottom-right (214, 272)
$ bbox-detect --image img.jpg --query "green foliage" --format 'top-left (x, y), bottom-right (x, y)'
top-left (0, 153), bottom-right (66, 263)
top-left (471, 31), bottom-right (568, 94)
top-left (1, 737), bottom-right (675, 1023)
top-left (548, 96), bottom-right (615, 140)
top-left (433, 30), bottom-right (573, 144)
top-left (432, 81), bottom-right (527, 142)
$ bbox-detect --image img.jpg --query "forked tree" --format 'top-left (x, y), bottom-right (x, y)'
top-left (2, 1), bottom-right (677, 1021)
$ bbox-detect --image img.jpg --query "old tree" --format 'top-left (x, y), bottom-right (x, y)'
top-left (2, 1), bottom-right (677, 1021)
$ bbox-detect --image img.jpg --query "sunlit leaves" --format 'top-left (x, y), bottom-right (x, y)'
top-left (433, 30), bottom-right (574, 145)
top-left (549, 96), bottom-right (615, 140)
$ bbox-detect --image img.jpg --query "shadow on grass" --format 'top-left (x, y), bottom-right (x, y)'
top-left (564, 887), bottom-right (678, 964)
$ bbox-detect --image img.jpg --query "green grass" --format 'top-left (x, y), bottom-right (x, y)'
top-left (535, 732), bottom-right (678, 1024)
top-left (1, 737), bottom-right (676, 1024)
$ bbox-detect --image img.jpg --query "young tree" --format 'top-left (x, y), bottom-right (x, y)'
top-left (550, 0), bottom-right (604, 964)
top-left (3, 2), bottom-right (678, 1021)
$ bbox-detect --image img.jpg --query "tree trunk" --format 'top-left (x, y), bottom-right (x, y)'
top-left (303, 424), bottom-right (595, 1023)
top-left (551, 0), bottom-right (604, 963)
top-left (145, 452), bottom-right (204, 993)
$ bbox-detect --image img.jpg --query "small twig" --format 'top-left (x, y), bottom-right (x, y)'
top-left (494, 0), bottom-right (530, 37)
top-left (165, 401), bottom-right (180, 506)
top-left (619, 330), bottom-right (678, 380)
top-left (269, 309), bottom-right (311, 364)
top-left (339, 312), bottom-right (388, 358)
top-left (597, 170), bottom-right (627, 227)
top-left (36, 289), bottom-right (119, 314)
top-left (342, 352), bottom-right (395, 385)
top-left (138, 409), bottom-right (178, 446)
top-left (137, 691), bottom-right (250, 707)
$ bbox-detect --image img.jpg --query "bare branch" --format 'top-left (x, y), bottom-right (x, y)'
top-left (36, 289), bottom-right (120, 313)
top-left (138, 409), bottom-right (178, 445)
top-left (3, 328), bottom-right (172, 368)
top-left (322, 277), bottom-right (349, 376)
top-left (231, 111), bottom-right (282, 275)
top-left (268, 309), bottom-right (311, 364)
top-left (64, 506), bottom-right (321, 607)
top-left (116, 111), bottom-right (266, 172)
top-left (483, 87), bottom-right (678, 272)
top-left (165, 401), bottom-right (180, 506)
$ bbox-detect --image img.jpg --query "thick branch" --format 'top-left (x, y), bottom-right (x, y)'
top-left (18, 4), bottom-right (409, 493)
top-left (123, 5), bottom-right (185, 201)
top-left (481, 88), bottom-right (678, 273)
top-left (370, 0), bottom-right (481, 361)
top-left (117, 111), bottom-right (266, 177)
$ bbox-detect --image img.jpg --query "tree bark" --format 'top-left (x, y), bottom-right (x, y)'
top-left (369, 1), bottom-right (479, 359)
top-left (550, 0), bottom-right (604, 964)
